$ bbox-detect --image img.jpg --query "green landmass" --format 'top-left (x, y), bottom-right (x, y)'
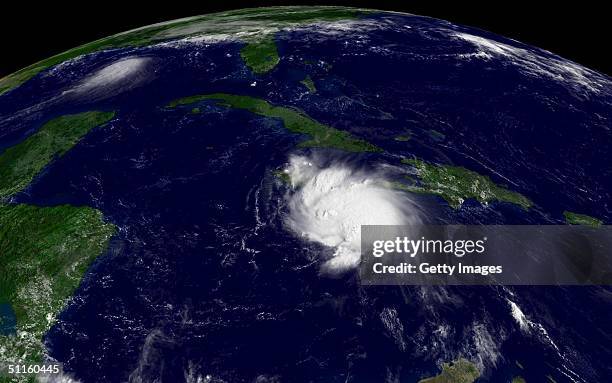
top-left (0, 111), bottom-right (117, 379)
top-left (0, 65), bottom-right (48, 96)
top-left (273, 169), bottom-right (292, 184)
top-left (512, 377), bottom-right (526, 383)
top-left (0, 6), bottom-right (367, 95)
top-left (0, 17), bottom-right (199, 96)
top-left (428, 129), bottom-right (446, 141)
top-left (0, 111), bottom-right (115, 202)
top-left (0, 204), bottom-right (115, 375)
top-left (230, 7), bottom-right (365, 22)
top-left (167, 93), bottom-right (380, 152)
top-left (300, 76), bottom-right (317, 93)
top-left (394, 134), bottom-right (411, 141)
top-left (400, 158), bottom-right (532, 209)
top-left (418, 358), bottom-right (480, 383)
top-left (563, 211), bottom-right (602, 227)
top-left (191, 107), bottom-right (201, 114)
top-left (240, 35), bottom-right (280, 74)
top-left (236, 8), bottom-right (364, 74)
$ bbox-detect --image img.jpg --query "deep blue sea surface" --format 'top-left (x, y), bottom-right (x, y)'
top-left (0, 10), bottom-right (611, 383)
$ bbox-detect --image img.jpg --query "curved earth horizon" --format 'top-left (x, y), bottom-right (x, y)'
top-left (0, 6), bottom-right (610, 383)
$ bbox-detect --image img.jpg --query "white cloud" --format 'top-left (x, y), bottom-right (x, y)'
top-left (283, 154), bottom-right (422, 272)
top-left (68, 57), bottom-right (153, 100)
top-left (454, 32), bottom-right (610, 95)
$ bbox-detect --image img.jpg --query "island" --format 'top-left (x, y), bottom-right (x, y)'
top-left (300, 75), bottom-right (317, 93)
top-left (399, 158), bottom-right (532, 210)
top-left (167, 93), bottom-right (381, 152)
top-left (563, 211), bottom-right (602, 227)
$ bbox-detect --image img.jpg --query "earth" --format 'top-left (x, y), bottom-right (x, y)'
top-left (1, 6), bottom-right (611, 383)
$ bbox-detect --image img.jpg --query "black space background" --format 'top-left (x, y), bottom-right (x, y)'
top-left (0, 1), bottom-right (609, 78)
